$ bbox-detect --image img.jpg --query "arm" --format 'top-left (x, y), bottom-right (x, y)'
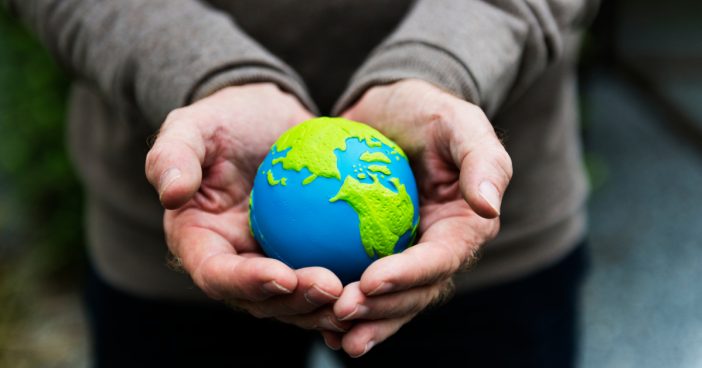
top-left (329, 0), bottom-right (598, 357)
top-left (5, 0), bottom-right (316, 127)
top-left (334, 0), bottom-right (598, 117)
top-left (7, 0), bottom-right (346, 332)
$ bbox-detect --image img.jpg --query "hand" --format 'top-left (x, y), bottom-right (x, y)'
top-left (324, 79), bottom-right (513, 357)
top-left (145, 83), bottom-right (349, 333)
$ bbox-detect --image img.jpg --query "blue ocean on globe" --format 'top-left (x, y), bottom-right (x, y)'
top-left (249, 124), bottom-right (420, 284)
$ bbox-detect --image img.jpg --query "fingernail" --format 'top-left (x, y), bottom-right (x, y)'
top-left (323, 316), bottom-right (348, 332)
top-left (304, 284), bottom-right (339, 306)
top-left (322, 334), bottom-right (340, 351)
top-left (339, 304), bottom-right (369, 321)
top-left (352, 341), bottom-right (376, 358)
top-left (159, 168), bottom-right (181, 196)
top-left (262, 280), bottom-right (292, 295)
top-left (479, 181), bottom-right (501, 215)
top-left (338, 305), bottom-right (359, 321)
top-left (367, 282), bottom-right (394, 296)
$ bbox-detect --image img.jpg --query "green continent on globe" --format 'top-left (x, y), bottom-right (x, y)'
top-left (248, 190), bottom-right (255, 236)
top-left (262, 117), bottom-right (417, 260)
top-left (270, 117), bottom-right (406, 185)
top-left (266, 169), bottom-right (287, 186)
top-left (360, 151), bottom-right (391, 164)
top-left (330, 174), bottom-right (414, 258)
top-left (367, 165), bottom-right (391, 176)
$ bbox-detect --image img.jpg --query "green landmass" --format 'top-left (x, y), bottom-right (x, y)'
top-left (368, 165), bottom-right (391, 175)
top-left (248, 190), bottom-right (255, 236)
top-left (271, 117), bottom-right (406, 185)
top-left (330, 174), bottom-right (414, 258)
top-left (266, 169), bottom-right (287, 186)
top-left (360, 151), bottom-right (391, 164)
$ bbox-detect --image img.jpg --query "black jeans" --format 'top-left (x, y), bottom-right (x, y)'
top-left (85, 243), bottom-right (588, 368)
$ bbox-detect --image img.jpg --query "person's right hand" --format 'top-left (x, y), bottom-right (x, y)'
top-left (145, 83), bottom-right (349, 333)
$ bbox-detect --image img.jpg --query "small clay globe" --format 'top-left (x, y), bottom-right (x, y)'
top-left (249, 117), bottom-right (419, 284)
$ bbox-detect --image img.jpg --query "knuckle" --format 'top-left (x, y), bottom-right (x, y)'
top-left (463, 101), bottom-right (484, 118)
top-left (193, 258), bottom-right (223, 300)
top-left (164, 107), bottom-right (189, 123)
top-left (144, 145), bottom-right (165, 174)
top-left (496, 148), bottom-right (514, 179)
top-left (487, 218), bottom-right (501, 240)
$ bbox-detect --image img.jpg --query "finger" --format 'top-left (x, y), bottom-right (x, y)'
top-left (274, 307), bottom-right (351, 333)
top-left (297, 267), bottom-right (344, 306)
top-left (334, 280), bottom-right (453, 321)
top-left (333, 281), bottom-right (365, 319)
top-left (341, 315), bottom-right (415, 358)
top-left (145, 110), bottom-right (206, 209)
top-left (173, 225), bottom-right (297, 301)
top-left (230, 267), bottom-right (343, 318)
top-left (357, 216), bottom-right (493, 296)
top-left (440, 103), bottom-right (513, 218)
top-left (321, 331), bottom-right (343, 351)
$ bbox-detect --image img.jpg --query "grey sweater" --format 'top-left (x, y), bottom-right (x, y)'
top-left (7, 0), bottom-right (598, 300)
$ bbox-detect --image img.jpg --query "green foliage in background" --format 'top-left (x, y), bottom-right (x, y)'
top-left (0, 7), bottom-right (86, 364)
top-left (0, 7), bottom-right (83, 274)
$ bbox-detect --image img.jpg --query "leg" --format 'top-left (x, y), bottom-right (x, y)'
top-left (84, 265), bottom-right (315, 368)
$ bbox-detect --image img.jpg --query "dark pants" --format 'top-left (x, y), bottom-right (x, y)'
top-left (85, 243), bottom-right (588, 368)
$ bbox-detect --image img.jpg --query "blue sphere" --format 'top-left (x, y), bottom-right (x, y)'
top-left (249, 117), bottom-right (419, 284)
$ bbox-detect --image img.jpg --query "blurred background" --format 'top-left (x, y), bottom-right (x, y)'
top-left (0, 5), bottom-right (87, 368)
top-left (0, 0), bottom-right (701, 367)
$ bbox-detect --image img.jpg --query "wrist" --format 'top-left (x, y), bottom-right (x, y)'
top-left (188, 66), bottom-right (318, 114)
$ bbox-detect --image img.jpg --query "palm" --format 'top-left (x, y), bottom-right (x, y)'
top-left (164, 155), bottom-right (259, 261)
top-left (148, 84), bottom-right (349, 334)
top-left (414, 128), bottom-right (496, 254)
top-left (327, 79), bottom-right (511, 357)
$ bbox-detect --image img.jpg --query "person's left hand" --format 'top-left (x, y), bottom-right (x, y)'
top-left (322, 79), bottom-right (513, 357)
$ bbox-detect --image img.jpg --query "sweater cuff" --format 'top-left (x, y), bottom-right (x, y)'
top-left (333, 42), bottom-right (480, 115)
top-left (188, 65), bottom-right (318, 114)
top-left (333, 0), bottom-right (541, 118)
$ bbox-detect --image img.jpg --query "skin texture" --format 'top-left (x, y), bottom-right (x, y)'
top-left (321, 79), bottom-right (513, 357)
top-left (145, 79), bottom-right (512, 358)
top-left (145, 83), bottom-right (350, 334)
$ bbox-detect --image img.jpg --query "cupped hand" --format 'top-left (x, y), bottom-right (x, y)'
top-left (324, 79), bottom-right (513, 357)
top-left (145, 83), bottom-right (349, 333)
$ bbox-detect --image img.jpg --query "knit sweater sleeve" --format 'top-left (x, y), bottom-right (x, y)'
top-left (334, 0), bottom-right (598, 117)
top-left (4, 0), bottom-right (317, 128)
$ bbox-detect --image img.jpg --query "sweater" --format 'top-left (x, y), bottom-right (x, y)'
top-left (6, 0), bottom-right (598, 300)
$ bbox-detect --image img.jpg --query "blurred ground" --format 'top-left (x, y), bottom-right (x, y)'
top-left (578, 0), bottom-right (702, 366)
top-left (579, 71), bottom-right (702, 368)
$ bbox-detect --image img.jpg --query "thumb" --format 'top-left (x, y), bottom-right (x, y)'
top-left (145, 115), bottom-right (205, 209)
top-left (445, 105), bottom-right (513, 218)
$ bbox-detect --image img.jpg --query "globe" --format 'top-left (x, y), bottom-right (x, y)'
top-left (248, 117), bottom-right (420, 284)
